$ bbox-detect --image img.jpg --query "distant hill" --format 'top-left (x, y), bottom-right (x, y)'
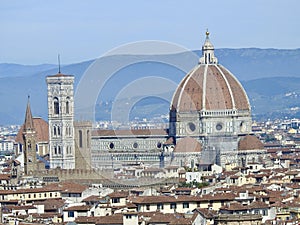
top-left (242, 77), bottom-right (300, 120)
top-left (0, 63), bottom-right (57, 78)
top-left (1, 48), bottom-right (300, 125)
top-left (215, 48), bottom-right (300, 81)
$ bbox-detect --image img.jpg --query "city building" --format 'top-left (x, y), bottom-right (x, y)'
top-left (89, 31), bottom-right (263, 170)
top-left (46, 72), bottom-right (76, 169)
top-left (14, 31), bottom-right (266, 174)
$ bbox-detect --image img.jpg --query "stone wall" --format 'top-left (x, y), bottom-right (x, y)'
top-left (33, 168), bottom-right (179, 189)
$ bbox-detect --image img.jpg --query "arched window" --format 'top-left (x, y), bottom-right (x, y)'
top-left (53, 97), bottom-right (59, 114)
top-left (87, 130), bottom-right (90, 148)
top-left (57, 127), bottom-right (60, 136)
top-left (79, 130), bottom-right (83, 148)
top-left (54, 146), bottom-right (57, 155)
top-left (58, 146), bottom-right (61, 154)
top-left (191, 159), bottom-right (195, 168)
top-left (66, 97), bottom-right (70, 114)
top-left (54, 126), bottom-right (56, 135)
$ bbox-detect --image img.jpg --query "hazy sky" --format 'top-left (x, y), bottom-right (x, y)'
top-left (1, 0), bottom-right (300, 64)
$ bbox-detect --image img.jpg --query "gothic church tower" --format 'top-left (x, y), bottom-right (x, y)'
top-left (46, 72), bottom-right (75, 169)
top-left (23, 97), bottom-right (37, 175)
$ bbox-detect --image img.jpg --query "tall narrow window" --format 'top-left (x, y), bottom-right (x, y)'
top-left (79, 130), bottom-right (83, 148)
top-left (53, 97), bottom-right (59, 114)
top-left (54, 126), bottom-right (57, 135)
top-left (66, 97), bottom-right (70, 114)
top-left (57, 127), bottom-right (60, 136)
top-left (191, 159), bottom-right (195, 168)
top-left (87, 130), bottom-right (90, 148)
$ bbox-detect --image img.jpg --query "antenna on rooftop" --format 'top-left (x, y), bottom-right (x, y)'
top-left (58, 54), bottom-right (61, 73)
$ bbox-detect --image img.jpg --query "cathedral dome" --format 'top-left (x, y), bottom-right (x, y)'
top-left (171, 32), bottom-right (250, 113)
top-left (238, 135), bottom-right (264, 151)
top-left (174, 137), bottom-right (202, 153)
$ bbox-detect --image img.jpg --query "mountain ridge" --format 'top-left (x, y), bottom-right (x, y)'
top-left (1, 48), bottom-right (300, 125)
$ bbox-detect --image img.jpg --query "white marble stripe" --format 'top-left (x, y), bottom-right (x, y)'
top-left (214, 64), bottom-right (236, 109)
top-left (202, 64), bottom-right (208, 110)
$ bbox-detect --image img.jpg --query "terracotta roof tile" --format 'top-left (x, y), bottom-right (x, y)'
top-left (238, 135), bottom-right (264, 150)
top-left (174, 137), bottom-right (202, 153)
top-left (16, 117), bottom-right (49, 144)
top-left (171, 64), bottom-right (250, 112)
top-left (108, 190), bottom-right (129, 198)
top-left (194, 208), bottom-right (218, 219)
top-left (95, 214), bottom-right (123, 225)
top-left (220, 202), bottom-right (248, 211)
top-left (65, 205), bottom-right (91, 211)
top-left (34, 198), bottom-right (65, 210)
top-left (82, 195), bottom-right (103, 203)
top-left (0, 181), bottom-right (87, 195)
top-left (75, 216), bottom-right (100, 224)
top-left (9, 205), bottom-right (37, 210)
top-left (0, 173), bottom-right (10, 180)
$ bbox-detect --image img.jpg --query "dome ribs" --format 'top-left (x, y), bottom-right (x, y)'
top-left (171, 73), bottom-right (189, 110)
top-left (173, 65), bottom-right (205, 111)
top-left (170, 64), bottom-right (250, 113)
top-left (205, 66), bottom-right (233, 110)
top-left (220, 66), bottom-right (250, 111)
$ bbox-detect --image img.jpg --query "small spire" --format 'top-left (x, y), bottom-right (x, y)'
top-left (24, 95), bottom-right (34, 131)
top-left (206, 29), bottom-right (210, 38)
top-left (58, 54), bottom-right (61, 74)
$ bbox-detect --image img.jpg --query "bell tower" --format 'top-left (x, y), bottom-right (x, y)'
top-left (46, 72), bottom-right (75, 169)
top-left (23, 97), bottom-right (37, 175)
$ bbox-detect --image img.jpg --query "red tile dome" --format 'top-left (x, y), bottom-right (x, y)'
top-left (171, 64), bottom-right (250, 112)
top-left (171, 31), bottom-right (250, 113)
